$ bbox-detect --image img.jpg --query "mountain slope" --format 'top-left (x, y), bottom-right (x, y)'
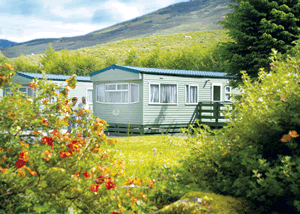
top-left (0, 39), bottom-right (18, 48)
top-left (1, 0), bottom-right (233, 58)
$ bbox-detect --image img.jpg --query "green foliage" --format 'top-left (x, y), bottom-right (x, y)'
top-left (0, 65), bottom-right (154, 214)
top-left (124, 43), bottom-right (227, 72)
top-left (40, 44), bottom-right (102, 76)
top-left (9, 30), bottom-right (231, 75)
top-left (178, 40), bottom-right (300, 213)
top-left (218, 0), bottom-right (300, 87)
top-left (8, 54), bottom-right (41, 73)
top-left (0, 51), bottom-right (7, 65)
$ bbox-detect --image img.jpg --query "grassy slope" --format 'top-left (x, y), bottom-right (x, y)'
top-left (10, 30), bottom-right (232, 70)
top-left (1, 0), bottom-right (233, 58)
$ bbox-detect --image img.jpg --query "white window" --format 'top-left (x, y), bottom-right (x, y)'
top-left (96, 84), bottom-right (104, 103)
top-left (185, 85), bottom-right (198, 104)
top-left (4, 88), bottom-right (12, 96)
top-left (212, 83), bottom-right (222, 102)
top-left (96, 83), bottom-right (139, 104)
top-left (5, 87), bottom-right (33, 97)
top-left (105, 83), bottom-right (129, 104)
top-left (225, 86), bottom-right (232, 101)
top-left (130, 83), bottom-right (139, 103)
top-left (86, 88), bottom-right (93, 104)
top-left (149, 83), bottom-right (177, 104)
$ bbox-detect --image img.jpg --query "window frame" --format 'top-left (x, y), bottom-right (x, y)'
top-left (5, 86), bottom-right (34, 97)
top-left (96, 84), bottom-right (105, 104)
top-left (105, 83), bottom-right (129, 104)
top-left (149, 83), bottom-right (178, 105)
top-left (86, 88), bottom-right (93, 104)
top-left (130, 83), bottom-right (139, 104)
top-left (224, 86), bottom-right (232, 102)
top-left (185, 84), bottom-right (198, 105)
top-left (211, 83), bottom-right (222, 102)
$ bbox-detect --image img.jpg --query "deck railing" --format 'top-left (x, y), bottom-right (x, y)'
top-left (197, 102), bottom-right (234, 127)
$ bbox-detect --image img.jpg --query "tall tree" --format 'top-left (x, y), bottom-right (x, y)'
top-left (218, 0), bottom-right (300, 87)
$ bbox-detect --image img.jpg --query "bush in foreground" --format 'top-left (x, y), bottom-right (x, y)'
top-left (0, 64), bottom-right (154, 214)
top-left (179, 41), bottom-right (300, 213)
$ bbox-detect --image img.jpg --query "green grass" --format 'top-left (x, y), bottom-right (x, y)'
top-left (112, 135), bottom-right (190, 178)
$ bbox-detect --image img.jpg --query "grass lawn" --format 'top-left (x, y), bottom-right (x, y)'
top-left (112, 135), bottom-right (190, 178)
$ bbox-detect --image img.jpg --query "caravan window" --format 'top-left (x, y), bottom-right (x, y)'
top-left (149, 83), bottom-right (177, 104)
top-left (185, 85), bottom-right (198, 104)
top-left (105, 83), bottom-right (129, 104)
top-left (96, 83), bottom-right (139, 104)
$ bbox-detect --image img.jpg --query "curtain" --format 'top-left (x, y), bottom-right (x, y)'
top-left (150, 84), bottom-right (159, 103)
top-left (105, 92), bottom-right (128, 103)
top-left (131, 84), bottom-right (139, 103)
top-left (160, 84), bottom-right (177, 103)
top-left (97, 84), bottom-right (104, 102)
top-left (186, 85), bottom-right (189, 103)
top-left (190, 86), bottom-right (197, 103)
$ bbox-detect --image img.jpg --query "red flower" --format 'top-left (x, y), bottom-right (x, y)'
top-left (68, 141), bottom-right (81, 152)
top-left (15, 150), bottom-right (30, 168)
top-left (75, 171), bottom-right (81, 177)
top-left (112, 212), bottom-right (120, 214)
top-left (15, 160), bottom-right (26, 169)
top-left (42, 136), bottom-right (54, 149)
top-left (64, 100), bottom-right (69, 105)
top-left (90, 183), bottom-right (99, 192)
top-left (58, 150), bottom-right (72, 158)
top-left (83, 172), bottom-right (91, 178)
top-left (96, 176), bottom-right (105, 184)
top-left (105, 179), bottom-right (116, 190)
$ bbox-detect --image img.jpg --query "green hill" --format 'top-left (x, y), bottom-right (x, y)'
top-left (1, 0), bottom-right (233, 58)
top-left (9, 30), bottom-right (231, 70)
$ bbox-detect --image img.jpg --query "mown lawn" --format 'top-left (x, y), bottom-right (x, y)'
top-left (112, 135), bottom-right (190, 178)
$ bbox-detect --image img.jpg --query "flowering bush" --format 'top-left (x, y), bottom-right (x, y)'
top-left (0, 65), bottom-right (153, 213)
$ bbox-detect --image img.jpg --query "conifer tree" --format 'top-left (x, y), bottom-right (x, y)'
top-left (218, 0), bottom-right (300, 87)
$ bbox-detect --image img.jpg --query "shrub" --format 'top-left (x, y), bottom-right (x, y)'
top-left (178, 40), bottom-right (300, 213)
top-left (0, 64), bottom-right (153, 213)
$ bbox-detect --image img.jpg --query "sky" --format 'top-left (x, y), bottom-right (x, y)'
top-left (0, 0), bottom-right (187, 43)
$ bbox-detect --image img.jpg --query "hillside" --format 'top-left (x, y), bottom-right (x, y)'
top-left (1, 0), bottom-right (233, 58)
top-left (0, 39), bottom-right (18, 48)
top-left (11, 30), bottom-right (231, 68)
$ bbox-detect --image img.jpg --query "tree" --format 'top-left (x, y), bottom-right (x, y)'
top-left (218, 0), bottom-right (300, 87)
top-left (40, 44), bottom-right (101, 76)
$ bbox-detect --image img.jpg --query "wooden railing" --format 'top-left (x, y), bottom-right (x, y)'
top-left (197, 102), bottom-right (234, 127)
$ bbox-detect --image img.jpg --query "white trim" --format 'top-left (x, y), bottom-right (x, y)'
top-left (130, 83), bottom-right (139, 104)
top-left (149, 83), bottom-right (178, 105)
top-left (86, 88), bottom-right (93, 104)
top-left (185, 84), bottom-right (198, 105)
top-left (212, 83), bottom-right (222, 102)
top-left (224, 86), bottom-right (232, 102)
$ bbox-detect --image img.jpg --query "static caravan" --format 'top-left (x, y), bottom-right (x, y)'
top-left (3, 72), bottom-right (93, 110)
top-left (90, 64), bottom-right (240, 135)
